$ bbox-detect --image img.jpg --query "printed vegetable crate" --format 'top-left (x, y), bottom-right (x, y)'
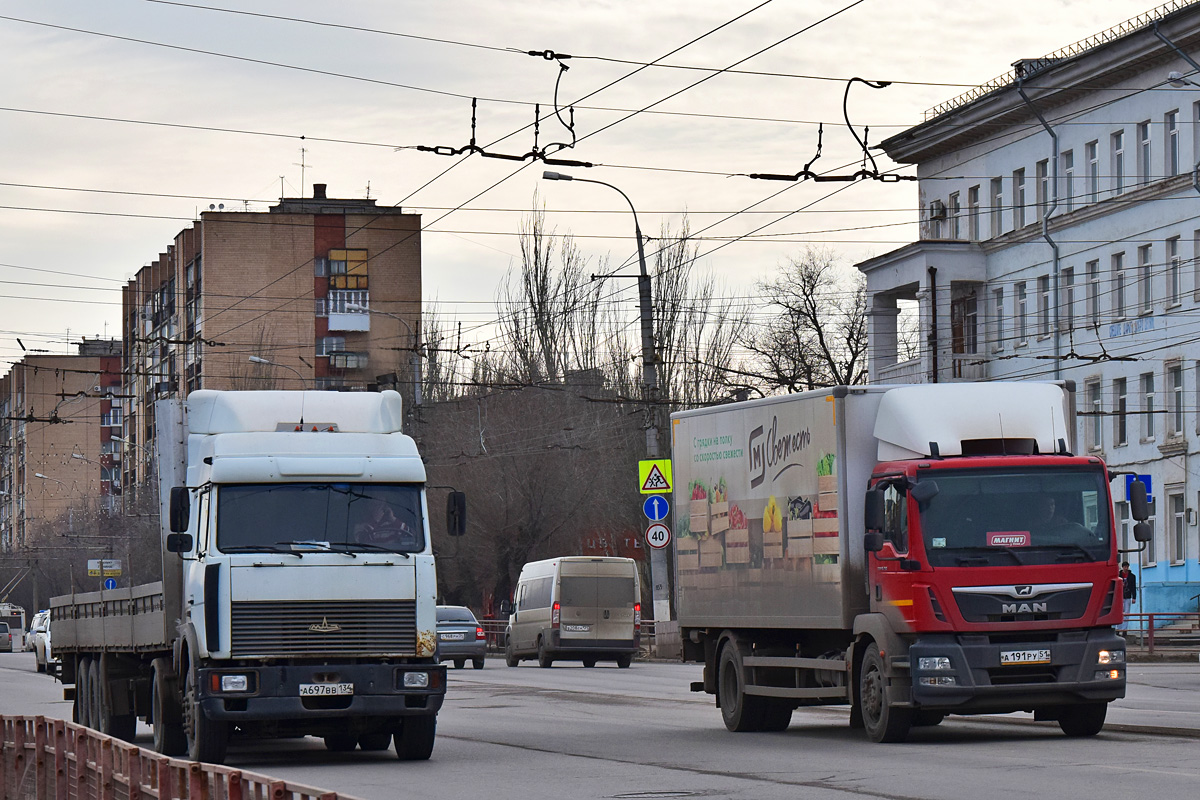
top-left (786, 516), bottom-right (813, 558)
top-left (813, 517), bottom-right (839, 555)
top-left (676, 538), bottom-right (700, 571)
top-left (813, 555), bottom-right (841, 583)
top-left (699, 537), bottom-right (724, 568)
top-left (690, 499), bottom-right (710, 536)
top-left (763, 527), bottom-right (784, 560)
top-left (724, 528), bottom-right (750, 564)
top-left (709, 501), bottom-right (730, 534)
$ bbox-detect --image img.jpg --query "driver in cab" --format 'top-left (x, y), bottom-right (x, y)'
top-left (355, 499), bottom-right (419, 550)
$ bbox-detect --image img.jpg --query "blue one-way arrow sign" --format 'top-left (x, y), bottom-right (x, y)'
top-left (643, 495), bottom-right (670, 522)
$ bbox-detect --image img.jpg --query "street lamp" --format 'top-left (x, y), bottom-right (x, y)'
top-left (542, 170), bottom-right (668, 622)
top-left (248, 355), bottom-right (310, 389)
top-left (345, 303), bottom-right (422, 408)
top-left (34, 473), bottom-right (67, 487)
top-left (1168, 70), bottom-right (1200, 88)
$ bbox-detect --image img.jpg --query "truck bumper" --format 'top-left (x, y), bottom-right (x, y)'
top-left (198, 662), bottom-right (446, 722)
top-left (907, 628), bottom-right (1126, 713)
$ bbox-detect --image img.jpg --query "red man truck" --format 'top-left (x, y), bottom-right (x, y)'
top-left (671, 382), bottom-right (1149, 742)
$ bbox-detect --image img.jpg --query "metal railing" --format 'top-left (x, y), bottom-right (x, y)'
top-left (1, 715), bottom-right (364, 800)
top-left (477, 619), bottom-right (659, 658)
top-left (1121, 612), bottom-right (1200, 655)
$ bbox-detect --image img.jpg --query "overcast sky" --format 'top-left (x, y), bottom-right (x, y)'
top-left (0, 0), bottom-right (1169, 368)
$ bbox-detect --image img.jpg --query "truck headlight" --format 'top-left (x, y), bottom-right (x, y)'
top-left (918, 657), bottom-right (952, 671)
top-left (213, 674), bottom-right (251, 692)
top-left (402, 672), bottom-right (429, 689)
top-left (1097, 649), bottom-right (1125, 665)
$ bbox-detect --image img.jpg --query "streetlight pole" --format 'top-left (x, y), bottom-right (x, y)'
top-left (542, 170), bottom-right (670, 623)
top-left (248, 355), bottom-right (310, 389)
top-left (345, 303), bottom-right (422, 410)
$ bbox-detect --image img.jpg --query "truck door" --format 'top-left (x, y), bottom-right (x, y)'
top-left (869, 479), bottom-right (917, 631)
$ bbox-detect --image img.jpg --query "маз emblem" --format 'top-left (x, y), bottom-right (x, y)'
top-left (308, 617), bottom-right (342, 633)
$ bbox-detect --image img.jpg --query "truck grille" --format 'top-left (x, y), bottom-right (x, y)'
top-left (230, 600), bottom-right (416, 657)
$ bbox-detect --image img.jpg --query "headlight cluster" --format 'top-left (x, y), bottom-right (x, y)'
top-left (210, 673), bottom-right (255, 693)
top-left (918, 676), bottom-right (958, 686)
top-left (1094, 669), bottom-right (1122, 681)
top-left (1097, 649), bottom-right (1125, 665)
top-left (918, 656), bottom-right (952, 671)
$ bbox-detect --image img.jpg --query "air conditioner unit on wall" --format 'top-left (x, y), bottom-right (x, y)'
top-left (929, 199), bottom-right (947, 220)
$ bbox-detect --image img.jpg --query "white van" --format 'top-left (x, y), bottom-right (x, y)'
top-left (504, 557), bottom-right (641, 668)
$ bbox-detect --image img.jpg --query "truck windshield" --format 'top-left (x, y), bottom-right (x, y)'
top-left (917, 468), bottom-right (1111, 567)
top-left (216, 483), bottom-right (424, 554)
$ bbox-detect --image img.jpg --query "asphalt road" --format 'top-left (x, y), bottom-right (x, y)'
top-left (3, 651), bottom-right (1199, 800)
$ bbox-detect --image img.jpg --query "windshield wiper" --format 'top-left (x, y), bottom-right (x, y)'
top-left (219, 545), bottom-right (302, 557)
top-left (274, 540), bottom-right (357, 558)
top-left (329, 541), bottom-right (413, 557)
top-left (947, 546), bottom-right (1026, 566)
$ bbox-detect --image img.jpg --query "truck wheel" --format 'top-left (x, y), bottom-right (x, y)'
top-left (1058, 702), bottom-right (1107, 737)
top-left (760, 701), bottom-right (793, 732)
top-left (152, 660), bottom-right (187, 756)
top-left (913, 711), bottom-right (945, 727)
top-left (359, 732), bottom-right (392, 751)
top-left (184, 667), bottom-right (229, 763)
top-left (537, 637), bottom-right (553, 668)
top-left (615, 654), bottom-right (633, 669)
top-left (859, 643), bottom-right (912, 743)
top-left (717, 642), bottom-right (765, 732)
top-left (75, 657), bottom-right (92, 727)
top-left (96, 658), bottom-right (137, 741)
top-left (87, 660), bottom-right (104, 731)
top-left (504, 637), bottom-right (519, 667)
top-left (324, 734), bottom-right (358, 752)
top-left (394, 715), bottom-right (436, 761)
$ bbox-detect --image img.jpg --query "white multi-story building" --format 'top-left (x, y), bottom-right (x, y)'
top-left (858, 1), bottom-right (1200, 615)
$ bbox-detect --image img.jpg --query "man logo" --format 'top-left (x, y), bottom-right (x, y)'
top-left (1015, 585), bottom-right (1034, 596)
top-left (308, 617), bottom-right (342, 633)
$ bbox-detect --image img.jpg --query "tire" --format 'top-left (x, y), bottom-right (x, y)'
top-left (152, 660), bottom-right (187, 756)
top-left (760, 701), bottom-right (794, 732)
top-left (87, 660), bottom-right (103, 732)
top-left (913, 711), bottom-right (945, 727)
top-left (453, 659), bottom-right (465, 670)
top-left (184, 667), bottom-right (229, 763)
top-left (717, 641), bottom-right (765, 732)
top-left (615, 654), bottom-right (632, 669)
top-left (358, 732), bottom-right (392, 751)
top-left (504, 637), bottom-right (519, 668)
top-left (1058, 702), bottom-right (1107, 737)
top-left (394, 715), bottom-right (436, 761)
top-left (75, 657), bottom-right (92, 727)
top-left (95, 657), bottom-right (136, 742)
top-left (859, 642), bottom-right (912, 743)
top-left (537, 637), bottom-right (553, 669)
top-left (582, 658), bottom-right (597, 668)
top-left (472, 659), bottom-right (485, 670)
top-left (323, 734), bottom-right (359, 752)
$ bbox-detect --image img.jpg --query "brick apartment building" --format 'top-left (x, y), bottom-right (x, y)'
top-left (119, 184), bottom-right (422, 494)
top-left (0, 340), bottom-right (122, 552)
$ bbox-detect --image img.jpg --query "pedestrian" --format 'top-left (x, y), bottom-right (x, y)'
top-left (1118, 561), bottom-right (1137, 632)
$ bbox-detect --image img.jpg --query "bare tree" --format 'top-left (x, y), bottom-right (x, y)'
top-left (743, 246), bottom-right (868, 394)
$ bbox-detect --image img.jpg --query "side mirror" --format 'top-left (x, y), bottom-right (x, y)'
top-left (1129, 480), bottom-right (1150, 522)
top-left (864, 531), bottom-right (884, 552)
top-left (169, 487), bottom-right (190, 533)
top-left (446, 491), bottom-right (467, 536)
top-left (864, 488), bottom-right (886, 532)
top-left (1133, 521), bottom-right (1153, 543)
top-left (166, 533), bottom-right (194, 553)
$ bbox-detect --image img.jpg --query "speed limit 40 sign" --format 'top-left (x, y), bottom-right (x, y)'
top-left (645, 523), bottom-right (671, 549)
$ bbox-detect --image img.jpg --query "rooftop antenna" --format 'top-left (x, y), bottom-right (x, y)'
top-left (294, 148), bottom-right (308, 197)
top-left (365, 181), bottom-right (371, 199)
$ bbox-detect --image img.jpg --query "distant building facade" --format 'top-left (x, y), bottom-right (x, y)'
top-left (119, 184), bottom-right (422, 495)
top-left (857, 3), bottom-right (1200, 613)
top-left (0, 341), bottom-right (121, 552)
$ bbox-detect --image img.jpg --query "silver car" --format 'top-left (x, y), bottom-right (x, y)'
top-left (436, 606), bottom-right (486, 670)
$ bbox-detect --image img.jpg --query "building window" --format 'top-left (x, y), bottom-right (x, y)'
top-left (1167, 236), bottom-right (1181, 306)
top-left (968, 185), bottom-right (980, 241)
top-left (1036, 159), bottom-right (1049, 221)
top-left (1166, 110), bottom-right (1180, 177)
top-left (316, 336), bottom-right (346, 356)
top-left (1114, 377), bottom-right (1127, 446)
top-left (1111, 130), bottom-right (1125, 195)
top-left (1169, 490), bottom-right (1185, 564)
top-left (1112, 252), bottom-right (1126, 320)
top-left (1137, 121), bottom-right (1151, 185)
top-left (1087, 259), bottom-right (1100, 328)
top-left (1168, 362), bottom-right (1184, 437)
top-left (1062, 267), bottom-right (1075, 331)
top-left (949, 192), bottom-right (961, 239)
top-left (1015, 282), bottom-right (1028, 344)
top-left (1086, 379), bottom-right (1102, 451)
top-left (929, 200), bottom-right (945, 239)
top-left (992, 287), bottom-right (1005, 352)
top-left (1037, 275), bottom-right (1051, 337)
top-left (1013, 168), bottom-right (1026, 229)
top-left (1061, 150), bottom-right (1075, 212)
top-left (1141, 371), bottom-right (1156, 441)
top-left (1138, 244), bottom-right (1153, 314)
top-left (991, 177), bottom-right (1004, 237)
top-left (1086, 140), bottom-right (1099, 202)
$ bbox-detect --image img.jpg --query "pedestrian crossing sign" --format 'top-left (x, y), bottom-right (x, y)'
top-left (639, 459), bottom-right (673, 494)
